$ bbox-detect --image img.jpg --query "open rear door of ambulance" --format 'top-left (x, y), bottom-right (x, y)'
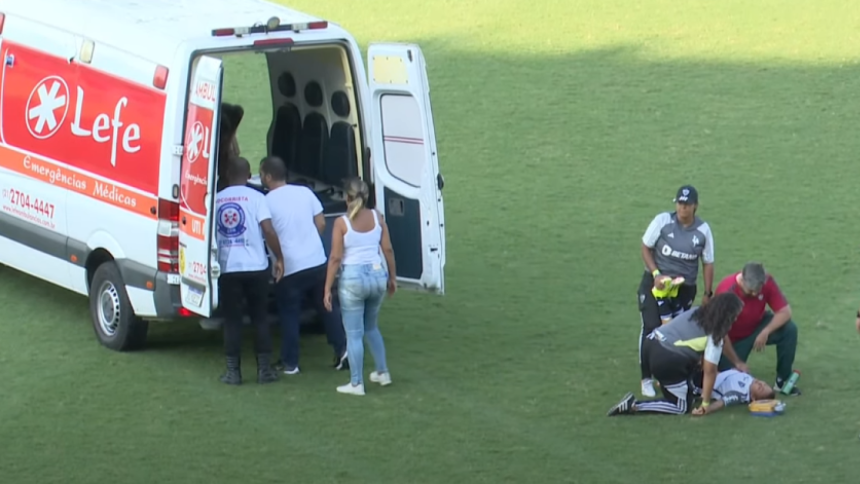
top-left (367, 44), bottom-right (446, 294)
top-left (178, 55), bottom-right (224, 316)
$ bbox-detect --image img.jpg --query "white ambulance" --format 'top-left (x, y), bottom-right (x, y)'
top-left (0, 0), bottom-right (446, 351)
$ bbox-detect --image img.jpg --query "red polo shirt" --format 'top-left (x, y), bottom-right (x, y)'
top-left (715, 272), bottom-right (788, 341)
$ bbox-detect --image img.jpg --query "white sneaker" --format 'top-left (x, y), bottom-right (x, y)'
top-left (337, 383), bottom-right (366, 396)
top-left (641, 379), bottom-right (656, 398)
top-left (370, 371), bottom-right (392, 386)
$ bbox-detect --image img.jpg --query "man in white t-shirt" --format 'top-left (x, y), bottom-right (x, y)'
top-left (259, 156), bottom-right (347, 374)
top-left (214, 156), bottom-right (285, 385)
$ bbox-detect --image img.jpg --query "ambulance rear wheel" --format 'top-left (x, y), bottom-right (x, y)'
top-left (89, 262), bottom-right (149, 351)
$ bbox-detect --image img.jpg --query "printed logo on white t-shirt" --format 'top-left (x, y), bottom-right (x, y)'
top-left (217, 202), bottom-right (248, 246)
top-left (215, 186), bottom-right (272, 274)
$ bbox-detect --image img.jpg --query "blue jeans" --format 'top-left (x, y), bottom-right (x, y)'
top-left (339, 263), bottom-right (389, 385)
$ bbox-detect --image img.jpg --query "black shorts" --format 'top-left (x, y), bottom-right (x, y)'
top-left (637, 270), bottom-right (697, 331)
top-left (640, 336), bottom-right (698, 414)
top-left (642, 336), bottom-right (698, 386)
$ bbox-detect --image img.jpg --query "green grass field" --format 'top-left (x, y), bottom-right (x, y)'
top-left (2, 1), bottom-right (860, 482)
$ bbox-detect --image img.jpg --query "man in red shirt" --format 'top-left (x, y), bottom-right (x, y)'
top-left (715, 262), bottom-right (800, 395)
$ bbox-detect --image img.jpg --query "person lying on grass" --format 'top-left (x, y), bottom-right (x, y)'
top-left (690, 368), bottom-right (776, 416)
top-left (609, 367), bottom-right (775, 417)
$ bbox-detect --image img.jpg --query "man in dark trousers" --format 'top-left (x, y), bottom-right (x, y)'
top-left (716, 262), bottom-right (801, 395)
top-left (214, 156), bottom-right (285, 385)
top-left (259, 156), bottom-right (348, 374)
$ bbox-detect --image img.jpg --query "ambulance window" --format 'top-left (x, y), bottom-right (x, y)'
top-left (379, 94), bottom-right (424, 188)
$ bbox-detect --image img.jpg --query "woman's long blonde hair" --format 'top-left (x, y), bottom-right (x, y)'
top-left (345, 178), bottom-right (370, 220)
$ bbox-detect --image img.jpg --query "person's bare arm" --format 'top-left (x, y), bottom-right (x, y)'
top-left (640, 214), bottom-right (665, 274)
top-left (641, 214), bottom-right (671, 289)
top-left (314, 213), bottom-right (326, 235)
top-left (697, 399), bottom-right (724, 416)
top-left (703, 262), bottom-right (714, 296)
top-left (641, 244), bottom-right (659, 274)
top-left (759, 277), bottom-right (791, 339)
top-left (763, 305), bottom-right (791, 334)
top-left (701, 224), bottom-right (715, 299)
top-left (700, 360), bottom-right (718, 405)
top-left (325, 219), bottom-right (346, 294)
top-left (379, 212), bottom-right (397, 282)
top-left (261, 219), bottom-right (284, 281)
top-left (721, 336), bottom-right (747, 371)
top-left (261, 220), bottom-right (283, 262)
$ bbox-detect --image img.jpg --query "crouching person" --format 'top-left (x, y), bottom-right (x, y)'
top-left (215, 156), bottom-right (285, 385)
top-left (716, 262), bottom-right (801, 395)
top-left (607, 293), bottom-right (744, 416)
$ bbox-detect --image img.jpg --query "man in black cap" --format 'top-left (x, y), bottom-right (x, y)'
top-left (636, 184), bottom-right (717, 397)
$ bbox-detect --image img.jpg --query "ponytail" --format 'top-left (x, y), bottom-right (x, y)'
top-left (344, 178), bottom-right (369, 220)
top-left (347, 196), bottom-right (364, 220)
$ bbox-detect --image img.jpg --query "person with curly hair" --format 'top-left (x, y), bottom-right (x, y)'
top-left (607, 292), bottom-right (744, 416)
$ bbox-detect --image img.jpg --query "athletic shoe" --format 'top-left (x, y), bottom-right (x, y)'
top-left (370, 371), bottom-right (392, 386)
top-left (337, 383), bottom-right (366, 396)
top-left (607, 392), bottom-right (637, 416)
top-left (273, 360), bottom-right (300, 375)
top-left (334, 350), bottom-right (349, 371)
top-left (641, 379), bottom-right (657, 398)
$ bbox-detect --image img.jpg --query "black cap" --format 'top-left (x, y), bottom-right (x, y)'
top-left (673, 185), bottom-right (698, 204)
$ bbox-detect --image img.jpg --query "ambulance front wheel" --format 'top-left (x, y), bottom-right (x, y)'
top-left (88, 262), bottom-right (149, 351)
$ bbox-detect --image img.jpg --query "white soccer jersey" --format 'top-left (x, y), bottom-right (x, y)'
top-left (712, 369), bottom-right (753, 406)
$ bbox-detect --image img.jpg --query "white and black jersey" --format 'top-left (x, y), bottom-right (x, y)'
top-left (642, 212), bottom-right (714, 286)
top-left (712, 369), bottom-right (753, 406)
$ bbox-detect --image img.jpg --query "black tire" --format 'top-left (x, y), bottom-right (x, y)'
top-left (89, 262), bottom-right (149, 351)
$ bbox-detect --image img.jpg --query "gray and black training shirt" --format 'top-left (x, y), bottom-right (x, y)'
top-left (652, 307), bottom-right (723, 365)
top-left (642, 212), bottom-right (714, 286)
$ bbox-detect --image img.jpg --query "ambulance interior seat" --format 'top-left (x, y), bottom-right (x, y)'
top-left (297, 81), bottom-right (328, 181)
top-left (322, 90), bottom-right (358, 187)
top-left (270, 72), bottom-right (301, 172)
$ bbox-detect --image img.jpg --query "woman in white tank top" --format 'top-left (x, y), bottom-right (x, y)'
top-left (324, 178), bottom-right (398, 396)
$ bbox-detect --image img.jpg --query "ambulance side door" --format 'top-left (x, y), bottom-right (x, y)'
top-left (366, 43), bottom-right (445, 294)
top-left (178, 55), bottom-right (223, 316)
